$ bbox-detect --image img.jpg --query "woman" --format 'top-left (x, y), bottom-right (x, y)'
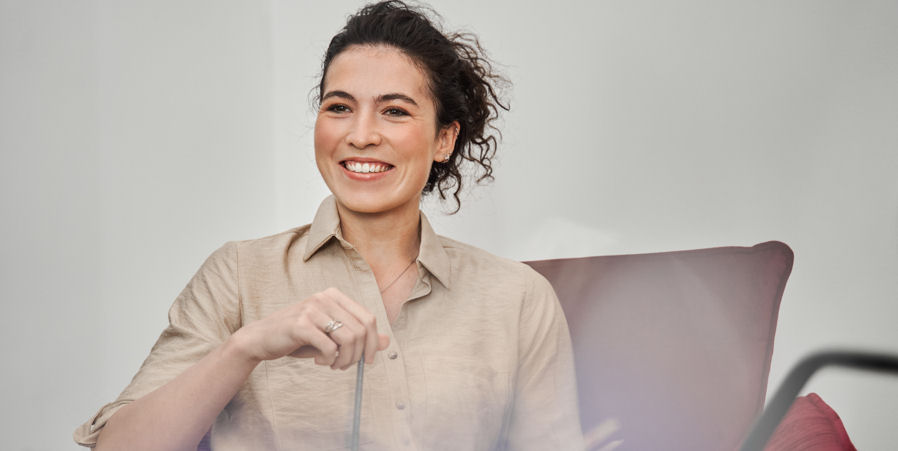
top-left (75, 2), bottom-right (583, 450)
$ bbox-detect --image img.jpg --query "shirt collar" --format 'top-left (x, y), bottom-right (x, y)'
top-left (302, 196), bottom-right (452, 289)
top-left (418, 213), bottom-right (452, 288)
top-left (303, 196), bottom-right (343, 261)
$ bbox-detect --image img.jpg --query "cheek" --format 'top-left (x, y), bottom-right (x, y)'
top-left (397, 128), bottom-right (439, 161)
top-left (313, 120), bottom-right (339, 157)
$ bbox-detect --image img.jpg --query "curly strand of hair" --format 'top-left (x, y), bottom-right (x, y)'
top-left (432, 32), bottom-right (508, 212)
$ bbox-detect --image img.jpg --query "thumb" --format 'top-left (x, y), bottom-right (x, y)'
top-left (377, 334), bottom-right (390, 350)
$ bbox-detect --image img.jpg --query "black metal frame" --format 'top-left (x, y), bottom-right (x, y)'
top-left (740, 350), bottom-right (898, 451)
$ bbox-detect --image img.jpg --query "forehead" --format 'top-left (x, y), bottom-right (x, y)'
top-left (323, 45), bottom-right (432, 102)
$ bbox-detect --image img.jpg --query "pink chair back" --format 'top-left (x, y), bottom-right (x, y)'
top-left (526, 241), bottom-right (793, 450)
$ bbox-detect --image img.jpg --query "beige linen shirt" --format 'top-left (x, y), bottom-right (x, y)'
top-left (75, 197), bottom-right (583, 450)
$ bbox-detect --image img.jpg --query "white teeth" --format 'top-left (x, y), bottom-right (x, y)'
top-left (345, 161), bottom-right (390, 173)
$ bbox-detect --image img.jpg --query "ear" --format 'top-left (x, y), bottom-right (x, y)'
top-left (434, 121), bottom-right (460, 162)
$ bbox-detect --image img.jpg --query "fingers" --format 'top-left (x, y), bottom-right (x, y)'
top-left (323, 288), bottom-right (380, 364)
top-left (378, 334), bottom-right (390, 351)
top-left (277, 288), bottom-right (384, 370)
top-left (326, 318), bottom-right (364, 370)
top-left (241, 287), bottom-right (385, 367)
top-left (298, 308), bottom-right (340, 366)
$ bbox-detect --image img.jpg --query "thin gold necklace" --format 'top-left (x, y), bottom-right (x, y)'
top-left (379, 259), bottom-right (416, 293)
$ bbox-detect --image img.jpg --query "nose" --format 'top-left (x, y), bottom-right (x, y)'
top-left (345, 111), bottom-right (382, 149)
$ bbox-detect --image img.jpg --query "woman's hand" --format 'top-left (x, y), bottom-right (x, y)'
top-left (230, 287), bottom-right (390, 370)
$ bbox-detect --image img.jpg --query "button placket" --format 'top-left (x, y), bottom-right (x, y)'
top-left (382, 339), bottom-right (413, 448)
top-left (340, 242), bottom-right (420, 450)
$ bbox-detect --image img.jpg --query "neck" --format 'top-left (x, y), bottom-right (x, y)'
top-left (336, 200), bottom-right (421, 271)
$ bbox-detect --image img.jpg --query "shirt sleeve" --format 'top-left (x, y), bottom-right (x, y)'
top-left (73, 242), bottom-right (241, 448)
top-left (505, 268), bottom-right (585, 451)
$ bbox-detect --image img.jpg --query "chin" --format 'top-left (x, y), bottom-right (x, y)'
top-left (336, 192), bottom-right (397, 215)
top-left (334, 190), bottom-right (420, 216)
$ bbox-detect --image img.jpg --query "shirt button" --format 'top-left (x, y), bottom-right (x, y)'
top-left (395, 401), bottom-right (406, 410)
top-left (388, 351), bottom-right (398, 360)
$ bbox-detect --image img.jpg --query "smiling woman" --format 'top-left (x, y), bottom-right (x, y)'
top-left (314, 46), bottom-right (456, 220)
top-left (74, 2), bottom-right (583, 450)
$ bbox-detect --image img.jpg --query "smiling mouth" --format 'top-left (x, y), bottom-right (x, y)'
top-left (341, 160), bottom-right (394, 174)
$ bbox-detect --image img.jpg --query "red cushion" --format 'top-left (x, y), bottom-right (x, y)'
top-left (526, 241), bottom-right (793, 450)
top-left (764, 393), bottom-right (856, 451)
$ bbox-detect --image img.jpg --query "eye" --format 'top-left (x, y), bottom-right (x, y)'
top-left (383, 107), bottom-right (409, 117)
top-left (325, 103), bottom-right (350, 114)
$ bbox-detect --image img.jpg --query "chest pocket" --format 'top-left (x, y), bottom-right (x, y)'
top-left (265, 357), bottom-right (375, 451)
top-left (422, 355), bottom-right (511, 450)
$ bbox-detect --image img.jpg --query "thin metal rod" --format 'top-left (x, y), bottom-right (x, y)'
top-left (351, 351), bottom-right (365, 451)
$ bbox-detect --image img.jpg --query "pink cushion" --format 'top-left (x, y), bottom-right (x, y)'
top-left (764, 393), bottom-right (856, 451)
top-left (526, 241), bottom-right (793, 450)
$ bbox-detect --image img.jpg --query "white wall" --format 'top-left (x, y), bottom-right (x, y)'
top-left (2, 1), bottom-right (896, 449)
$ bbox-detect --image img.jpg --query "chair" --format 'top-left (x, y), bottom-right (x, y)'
top-left (742, 350), bottom-right (898, 451)
top-left (525, 241), bottom-right (793, 450)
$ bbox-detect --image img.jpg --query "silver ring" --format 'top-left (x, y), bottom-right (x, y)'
top-left (324, 320), bottom-right (343, 334)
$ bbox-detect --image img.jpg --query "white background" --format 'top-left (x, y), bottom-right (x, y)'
top-left (1, 1), bottom-right (896, 449)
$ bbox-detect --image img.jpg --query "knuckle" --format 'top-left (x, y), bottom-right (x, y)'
top-left (309, 293), bottom-right (325, 306)
top-left (294, 315), bottom-right (311, 330)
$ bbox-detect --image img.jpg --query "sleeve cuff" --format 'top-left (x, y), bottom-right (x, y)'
top-left (72, 399), bottom-right (132, 447)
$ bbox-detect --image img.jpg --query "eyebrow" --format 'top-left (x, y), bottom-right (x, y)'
top-left (378, 93), bottom-right (419, 106)
top-left (321, 90), bottom-right (419, 107)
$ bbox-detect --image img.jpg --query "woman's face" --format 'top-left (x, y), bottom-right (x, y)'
top-left (314, 45), bottom-right (457, 218)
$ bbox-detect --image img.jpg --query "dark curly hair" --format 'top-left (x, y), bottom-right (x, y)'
top-left (317, 0), bottom-right (509, 212)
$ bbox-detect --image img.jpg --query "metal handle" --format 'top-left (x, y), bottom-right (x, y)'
top-left (740, 350), bottom-right (898, 451)
top-left (351, 351), bottom-right (365, 451)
